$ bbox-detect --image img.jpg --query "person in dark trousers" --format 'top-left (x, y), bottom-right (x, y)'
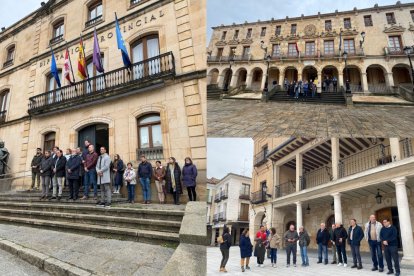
top-left (138, 155), bottom-right (153, 204)
top-left (380, 218), bottom-right (400, 276)
top-left (82, 144), bottom-right (98, 200)
top-left (332, 76), bottom-right (338, 92)
top-left (39, 150), bottom-right (54, 200)
top-left (239, 228), bottom-right (253, 272)
top-left (66, 148), bottom-right (82, 201)
top-left (333, 222), bottom-right (348, 267)
top-left (219, 225), bottom-right (232, 273)
top-left (182, 157), bottom-right (198, 201)
top-left (269, 227), bottom-right (280, 268)
top-left (96, 146), bottom-right (111, 208)
top-left (30, 148), bottom-right (43, 191)
top-left (284, 224), bottom-right (299, 267)
top-left (165, 157), bottom-right (182, 205)
top-left (76, 147), bottom-right (85, 191)
top-left (51, 150), bottom-right (67, 200)
top-left (112, 154), bottom-right (124, 194)
top-left (348, 219), bottom-right (364, 269)
top-left (316, 222), bottom-right (330, 264)
top-left (330, 224), bottom-right (338, 264)
top-left (254, 225), bottom-right (267, 267)
top-left (365, 214), bottom-right (384, 272)
top-left (298, 226), bottom-right (310, 267)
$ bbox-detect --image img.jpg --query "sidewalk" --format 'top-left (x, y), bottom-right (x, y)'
top-left (0, 224), bottom-right (174, 275)
top-left (207, 246), bottom-right (413, 276)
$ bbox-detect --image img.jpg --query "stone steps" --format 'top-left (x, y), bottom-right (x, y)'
top-left (207, 88), bottom-right (223, 100)
top-left (269, 91), bottom-right (346, 105)
top-left (0, 196), bottom-right (128, 205)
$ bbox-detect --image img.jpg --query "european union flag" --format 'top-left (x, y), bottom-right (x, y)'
top-left (50, 49), bottom-right (61, 88)
top-left (115, 13), bottom-right (132, 67)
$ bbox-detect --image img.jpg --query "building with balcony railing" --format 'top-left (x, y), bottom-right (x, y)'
top-left (250, 136), bottom-right (414, 262)
top-left (207, 173), bottom-right (251, 246)
top-left (207, 2), bottom-right (414, 96)
top-left (0, 0), bottom-right (206, 204)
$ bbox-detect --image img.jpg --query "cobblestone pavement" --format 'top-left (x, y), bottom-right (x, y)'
top-left (207, 247), bottom-right (413, 276)
top-left (0, 248), bottom-right (49, 276)
top-left (207, 100), bottom-right (414, 138)
top-left (0, 224), bottom-right (174, 276)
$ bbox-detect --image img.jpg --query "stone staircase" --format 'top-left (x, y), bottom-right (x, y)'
top-left (269, 91), bottom-right (346, 105)
top-left (207, 85), bottom-right (223, 100)
top-left (0, 191), bottom-right (184, 247)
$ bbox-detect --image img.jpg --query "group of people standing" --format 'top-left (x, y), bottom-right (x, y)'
top-left (282, 75), bottom-right (339, 100)
top-left (218, 214), bottom-right (401, 276)
top-left (30, 140), bottom-right (198, 206)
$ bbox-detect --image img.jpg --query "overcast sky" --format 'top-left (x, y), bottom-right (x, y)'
top-left (0, 0), bottom-right (42, 28)
top-left (207, 138), bottom-right (253, 179)
top-left (207, 0), bottom-right (402, 40)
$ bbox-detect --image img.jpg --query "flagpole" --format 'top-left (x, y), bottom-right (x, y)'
top-left (80, 33), bottom-right (93, 92)
top-left (65, 41), bottom-right (77, 92)
top-left (94, 27), bottom-right (107, 88)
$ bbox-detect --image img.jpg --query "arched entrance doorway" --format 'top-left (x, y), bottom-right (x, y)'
top-left (78, 123), bottom-right (109, 154)
top-left (366, 65), bottom-right (387, 93)
top-left (269, 67), bottom-right (280, 88)
top-left (392, 64), bottom-right (411, 86)
top-left (253, 211), bottom-right (266, 235)
top-left (343, 65), bottom-right (362, 92)
top-left (376, 207), bottom-right (402, 249)
top-left (284, 67), bottom-right (298, 83)
top-left (322, 66), bottom-right (339, 92)
top-left (236, 68), bottom-right (247, 87)
top-left (302, 66), bottom-right (318, 82)
top-left (208, 68), bottom-right (219, 85)
top-left (251, 68), bottom-right (263, 91)
top-left (222, 69), bottom-right (232, 90)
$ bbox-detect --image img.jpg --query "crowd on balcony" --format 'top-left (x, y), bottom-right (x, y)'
top-left (29, 139), bottom-right (198, 207)
top-left (216, 214), bottom-right (400, 276)
top-left (282, 75), bottom-right (341, 100)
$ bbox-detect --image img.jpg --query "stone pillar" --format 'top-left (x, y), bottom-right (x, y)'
top-left (246, 73), bottom-right (253, 89)
top-left (274, 163), bottom-right (280, 198)
top-left (296, 153), bottom-right (303, 192)
top-left (361, 72), bottom-right (368, 92)
top-left (390, 138), bottom-right (401, 161)
top-left (230, 72), bottom-right (238, 88)
top-left (298, 73), bottom-right (302, 82)
top-left (392, 177), bottom-right (414, 263)
top-left (217, 73), bottom-right (225, 89)
top-left (385, 72), bottom-right (394, 88)
top-left (261, 72), bottom-right (268, 90)
top-left (338, 72), bottom-right (344, 88)
top-left (278, 72), bottom-right (284, 87)
top-left (331, 137), bottom-right (340, 180)
top-left (317, 72), bottom-right (322, 91)
top-left (296, 201), bottom-right (303, 251)
top-left (332, 192), bottom-right (342, 224)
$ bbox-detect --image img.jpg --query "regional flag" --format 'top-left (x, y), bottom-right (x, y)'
top-left (77, 38), bottom-right (87, 80)
top-left (115, 13), bottom-right (132, 67)
top-left (50, 49), bottom-right (61, 88)
top-left (63, 49), bottom-right (73, 85)
top-left (339, 30), bottom-right (342, 52)
top-left (295, 42), bottom-right (300, 54)
top-left (93, 28), bottom-right (104, 73)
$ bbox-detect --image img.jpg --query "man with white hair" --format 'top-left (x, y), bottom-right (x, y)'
top-left (365, 214), bottom-right (384, 272)
top-left (316, 222), bottom-right (330, 264)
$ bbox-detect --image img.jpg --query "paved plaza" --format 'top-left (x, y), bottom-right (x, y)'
top-left (207, 100), bottom-right (414, 138)
top-left (207, 246), bottom-right (413, 276)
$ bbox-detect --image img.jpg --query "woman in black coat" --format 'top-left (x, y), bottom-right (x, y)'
top-left (165, 157), bottom-right (183, 205)
top-left (220, 225), bottom-right (232, 273)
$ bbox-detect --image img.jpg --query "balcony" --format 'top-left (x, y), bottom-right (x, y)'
top-left (239, 193), bottom-right (250, 200)
top-left (3, 59), bottom-right (13, 68)
top-left (136, 147), bottom-right (163, 161)
top-left (207, 54), bottom-right (251, 63)
top-left (251, 190), bottom-right (267, 204)
top-left (28, 52), bottom-right (175, 115)
top-left (214, 193), bottom-right (221, 203)
top-left (275, 180), bottom-right (296, 198)
top-left (218, 211), bottom-right (226, 221)
top-left (300, 166), bottom-right (332, 190)
top-left (49, 34), bottom-right (64, 45)
top-left (0, 111), bottom-right (6, 124)
top-left (85, 15), bottom-right (103, 28)
top-left (213, 213), bottom-right (219, 222)
top-left (254, 150), bottom-right (267, 167)
top-left (220, 189), bottom-right (228, 200)
top-left (387, 47), bottom-right (404, 56)
top-left (339, 144), bottom-right (392, 178)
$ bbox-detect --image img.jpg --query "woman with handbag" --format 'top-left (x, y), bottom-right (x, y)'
top-left (165, 157), bottom-right (183, 205)
top-left (239, 228), bottom-right (253, 272)
top-left (123, 162), bottom-right (136, 203)
top-left (219, 225), bottom-right (232, 273)
top-left (254, 225), bottom-right (267, 267)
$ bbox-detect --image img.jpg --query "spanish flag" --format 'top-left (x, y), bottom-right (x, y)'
top-left (77, 37), bottom-right (87, 80)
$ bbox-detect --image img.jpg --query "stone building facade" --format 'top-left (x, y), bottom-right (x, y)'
top-left (250, 136), bottom-right (414, 264)
top-left (207, 2), bottom-right (414, 94)
top-left (0, 0), bottom-right (206, 203)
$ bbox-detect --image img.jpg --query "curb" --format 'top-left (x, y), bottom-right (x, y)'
top-left (0, 238), bottom-right (92, 276)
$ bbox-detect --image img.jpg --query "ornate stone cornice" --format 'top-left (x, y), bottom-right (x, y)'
top-left (227, 39), bottom-right (239, 45)
top-left (215, 41), bottom-right (227, 46)
top-left (269, 36), bottom-right (284, 43)
top-left (320, 30), bottom-right (338, 38)
top-left (341, 29), bottom-right (359, 36)
top-left (286, 34), bottom-right (300, 41)
top-left (240, 38), bottom-right (253, 45)
top-left (384, 25), bottom-right (406, 33)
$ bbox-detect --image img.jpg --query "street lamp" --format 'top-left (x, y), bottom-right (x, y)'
top-left (403, 46), bottom-right (414, 91)
top-left (262, 184), bottom-right (267, 201)
top-left (342, 51), bottom-right (351, 93)
top-left (306, 204), bottom-right (311, 215)
top-left (260, 41), bottom-right (271, 100)
top-left (375, 189), bottom-right (383, 204)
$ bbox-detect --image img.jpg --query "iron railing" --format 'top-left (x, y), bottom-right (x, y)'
top-left (387, 47), bottom-right (404, 55)
top-left (49, 34), bottom-right (64, 45)
top-left (213, 213), bottom-right (219, 222)
top-left (368, 84), bottom-right (392, 94)
top-left (136, 147), bottom-right (163, 161)
top-left (251, 190), bottom-right (267, 204)
top-left (3, 60), bottom-right (13, 68)
top-left (400, 138), bottom-right (414, 159)
top-left (239, 192), bottom-right (250, 200)
top-left (220, 189), bottom-right (228, 200)
top-left (28, 52), bottom-right (175, 114)
top-left (218, 211), bottom-right (226, 221)
top-left (214, 193), bottom-right (221, 203)
top-left (254, 150), bottom-right (268, 167)
top-left (300, 166), bottom-right (332, 190)
top-left (275, 180), bottom-right (296, 198)
top-left (238, 212), bottom-right (249, 221)
top-left (0, 111), bottom-right (6, 124)
top-left (85, 15), bottom-right (103, 28)
top-left (338, 144), bottom-right (392, 178)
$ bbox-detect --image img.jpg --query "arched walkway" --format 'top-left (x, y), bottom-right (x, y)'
top-left (284, 67), bottom-right (298, 83)
top-left (236, 68), bottom-right (247, 87)
top-left (392, 64), bottom-right (411, 86)
top-left (220, 68), bottom-right (232, 90)
top-left (268, 67), bottom-right (280, 89)
top-left (207, 68), bottom-right (219, 85)
top-left (343, 65), bottom-right (362, 92)
top-left (366, 64), bottom-right (387, 93)
top-left (302, 66), bottom-right (318, 82)
top-left (251, 68), bottom-right (263, 91)
top-left (253, 211), bottom-right (266, 235)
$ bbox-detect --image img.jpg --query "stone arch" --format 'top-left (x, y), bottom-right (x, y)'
top-left (37, 126), bottom-right (60, 154)
top-left (392, 64), bottom-right (411, 86)
top-left (234, 67), bottom-right (248, 87)
top-left (343, 64), bottom-right (363, 92)
top-left (268, 66), bottom-right (280, 87)
top-left (219, 68), bottom-right (233, 90)
top-left (253, 211), bottom-right (266, 235)
top-left (250, 67), bottom-right (263, 91)
top-left (366, 64), bottom-right (388, 92)
top-left (207, 68), bottom-right (220, 85)
top-left (283, 66), bottom-right (298, 83)
top-left (302, 65), bottom-right (318, 82)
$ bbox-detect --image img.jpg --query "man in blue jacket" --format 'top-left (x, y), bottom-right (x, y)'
top-left (138, 155), bottom-right (153, 204)
top-left (316, 223), bottom-right (330, 264)
top-left (348, 219), bottom-right (364, 269)
top-left (380, 218), bottom-right (400, 276)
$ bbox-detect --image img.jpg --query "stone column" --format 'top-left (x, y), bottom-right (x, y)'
top-left (230, 72), bottom-right (238, 88)
top-left (217, 73), bottom-right (225, 89)
top-left (331, 137), bottom-right (340, 180)
top-left (338, 72), bottom-right (344, 88)
top-left (274, 163), bottom-right (280, 198)
top-left (317, 71), bottom-right (322, 91)
top-left (298, 73), bottom-right (303, 82)
top-left (278, 72), bottom-right (284, 87)
top-left (296, 201), bottom-right (303, 251)
top-left (361, 72), bottom-right (368, 92)
top-left (296, 153), bottom-right (303, 192)
top-left (390, 138), bottom-right (401, 161)
top-left (332, 192), bottom-right (342, 224)
top-left (392, 177), bottom-right (414, 263)
top-left (261, 72), bottom-right (268, 90)
top-left (245, 73), bottom-right (253, 89)
top-left (385, 72), bottom-right (394, 88)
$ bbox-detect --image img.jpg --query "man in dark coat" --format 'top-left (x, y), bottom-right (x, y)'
top-left (51, 149), bottom-right (67, 200)
top-left (39, 151), bottom-right (54, 199)
top-left (348, 219), bottom-right (364, 269)
top-left (66, 148), bottom-right (82, 201)
top-left (333, 222), bottom-right (348, 267)
top-left (30, 148), bottom-right (43, 190)
top-left (316, 222), bottom-right (330, 264)
top-left (182, 157), bottom-right (198, 201)
top-left (380, 218), bottom-right (400, 276)
top-left (165, 157), bottom-right (182, 205)
top-left (138, 155), bottom-right (153, 204)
